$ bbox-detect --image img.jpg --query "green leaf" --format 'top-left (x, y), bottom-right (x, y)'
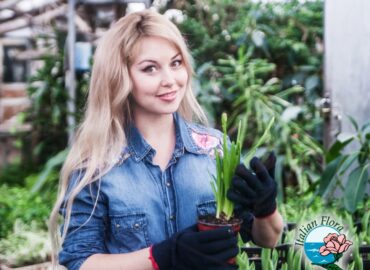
top-left (344, 165), bottom-right (369, 213)
top-left (281, 106), bottom-right (302, 122)
top-left (244, 117), bottom-right (275, 165)
top-left (261, 248), bottom-right (271, 270)
top-left (318, 155), bottom-right (347, 195)
top-left (275, 155), bottom-right (285, 203)
top-left (354, 250), bottom-right (363, 269)
top-left (361, 210), bottom-right (370, 234)
top-left (327, 264), bottom-right (343, 270)
top-left (305, 74), bottom-right (320, 91)
top-left (293, 249), bottom-right (302, 270)
top-left (271, 249), bottom-right (279, 270)
top-left (347, 115), bottom-right (359, 132)
top-left (338, 153), bottom-right (357, 176)
top-left (325, 137), bottom-right (354, 163)
top-left (280, 263), bottom-right (288, 270)
top-left (360, 120), bottom-right (370, 132)
top-left (31, 149), bottom-right (68, 193)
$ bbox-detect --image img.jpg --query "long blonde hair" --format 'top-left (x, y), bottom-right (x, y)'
top-left (49, 10), bottom-right (207, 266)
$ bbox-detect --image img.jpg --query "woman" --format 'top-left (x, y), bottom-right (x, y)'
top-left (49, 10), bottom-right (283, 270)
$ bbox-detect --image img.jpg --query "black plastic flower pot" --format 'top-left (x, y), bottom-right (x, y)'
top-left (360, 245), bottom-right (370, 269)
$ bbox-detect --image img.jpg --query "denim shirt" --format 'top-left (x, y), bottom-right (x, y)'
top-left (59, 113), bottom-right (251, 270)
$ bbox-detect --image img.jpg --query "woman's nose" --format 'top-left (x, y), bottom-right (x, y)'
top-left (160, 68), bottom-right (175, 87)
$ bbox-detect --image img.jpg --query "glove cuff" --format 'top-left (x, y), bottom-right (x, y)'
top-left (151, 240), bottom-right (172, 270)
top-left (149, 245), bottom-right (160, 270)
top-left (254, 201), bottom-right (277, 218)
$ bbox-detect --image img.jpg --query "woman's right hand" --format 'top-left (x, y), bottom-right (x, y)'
top-left (151, 225), bottom-right (239, 270)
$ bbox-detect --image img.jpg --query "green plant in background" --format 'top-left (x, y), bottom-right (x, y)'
top-left (0, 162), bottom-right (35, 187)
top-left (26, 32), bottom-right (68, 166)
top-left (2, 0), bottom-right (369, 268)
top-left (317, 117), bottom-right (370, 214)
top-left (176, 0), bottom-right (324, 131)
top-left (0, 220), bottom-right (50, 267)
top-left (30, 148), bottom-right (68, 194)
top-left (261, 248), bottom-right (279, 270)
top-left (237, 248), bottom-right (280, 270)
top-left (213, 46), bottom-right (322, 198)
top-left (0, 185), bottom-right (52, 238)
top-left (174, 0), bottom-right (324, 200)
top-left (26, 31), bottom-right (88, 166)
top-left (237, 245), bottom-right (316, 270)
top-left (237, 251), bottom-right (256, 270)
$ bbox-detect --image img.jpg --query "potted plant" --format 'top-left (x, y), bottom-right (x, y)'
top-left (197, 113), bottom-right (244, 234)
top-left (197, 113), bottom-right (275, 264)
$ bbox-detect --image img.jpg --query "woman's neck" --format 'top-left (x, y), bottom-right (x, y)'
top-left (134, 112), bottom-right (175, 147)
top-left (134, 112), bottom-right (176, 171)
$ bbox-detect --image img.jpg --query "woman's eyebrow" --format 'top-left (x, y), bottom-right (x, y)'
top-left (171, 53), bottom-right (181, 59)
top-left (138, 59), bottom-right (157, 65)
top-left (137, 53), bottom-right (181, 65)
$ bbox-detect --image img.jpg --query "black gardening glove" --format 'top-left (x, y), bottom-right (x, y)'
top-left (227, 152), bottom-right (277, 240)
top-left (151, 225), bottom-right (239, 270)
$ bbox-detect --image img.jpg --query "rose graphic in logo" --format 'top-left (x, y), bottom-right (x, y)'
top-left (304, 227), bottom-right (352, 270)
top-left (316, 233), bottom-right (352, 269)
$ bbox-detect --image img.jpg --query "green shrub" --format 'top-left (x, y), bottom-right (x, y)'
top-left (0, 185), bottom-right (52, 238)
top-left (173, 0), bottom-right (324, 196)
top-left (0, 220), bottom-right (50, 267)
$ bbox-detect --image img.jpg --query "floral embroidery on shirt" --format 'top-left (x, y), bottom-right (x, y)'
top-left (191, 130), bottom-right (223, 158)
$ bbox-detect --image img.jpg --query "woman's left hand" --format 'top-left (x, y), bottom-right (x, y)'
top-left (227, 153), bottom-right (277, 218)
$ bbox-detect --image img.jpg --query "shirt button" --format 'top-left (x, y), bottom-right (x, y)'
top-left (166, 182), bottom-right (171, 187)
top-left (170, 215), bottom-right (175, 221)
top-left (134, 223), bottom-right (140, 229)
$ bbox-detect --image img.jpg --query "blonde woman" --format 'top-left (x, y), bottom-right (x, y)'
top-left (50, 10), bottom-right (283, 270)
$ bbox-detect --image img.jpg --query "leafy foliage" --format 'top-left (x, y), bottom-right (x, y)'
top-left (0, 185), bottom-right (52, 238)
top-left (174, 0), bottom-right (325, 197)
top-left (0, 220), bottom-right (50, 267)
top-left (318, 118), bottom-right (370, 213)
top-left (26, 31), bottom-right (88, 165)
top-left (26, 33), bottom-right (68, 165)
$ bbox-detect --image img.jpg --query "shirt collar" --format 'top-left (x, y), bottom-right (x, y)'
top-left (126, 123), bottom-right (152, 162)
top-left (175, 112), bottom-right (202, 155)
top-left (126, 112), bottom-right (200, 162)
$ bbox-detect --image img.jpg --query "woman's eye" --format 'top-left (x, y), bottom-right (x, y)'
top-left (142, 65), bottom-right (157, 73)
top-left (172, 59), bottom-right (182, 68)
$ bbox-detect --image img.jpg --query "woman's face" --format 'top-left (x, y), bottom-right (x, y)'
top-left (129, 36), bottom-right (189, 120)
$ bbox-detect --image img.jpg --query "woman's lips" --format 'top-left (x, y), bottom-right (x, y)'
top-left (157, 91), bottom-right (177, 101)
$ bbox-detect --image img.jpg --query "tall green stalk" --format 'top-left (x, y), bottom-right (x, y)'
top-left (212, 113), bottom-right (275, 220)
top-left (212, 113), bottom-right (242, 220)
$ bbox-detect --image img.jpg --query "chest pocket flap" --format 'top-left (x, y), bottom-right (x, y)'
top-left (110, 212), bottom-right (150, 252)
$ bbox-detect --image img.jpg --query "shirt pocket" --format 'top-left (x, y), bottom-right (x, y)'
top-left (110, 212), bottom-right (150, 252)
top-left (196, 200), bottom-right (216, 218)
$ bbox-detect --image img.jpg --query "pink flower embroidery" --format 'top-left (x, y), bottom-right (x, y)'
top-left (191, 132), bottom-right (220, 151)
top-left (319, 233), bottom-right (353, 256)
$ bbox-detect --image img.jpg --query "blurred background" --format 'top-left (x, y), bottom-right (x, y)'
top-left (0, 0), bottom-right (369, 269)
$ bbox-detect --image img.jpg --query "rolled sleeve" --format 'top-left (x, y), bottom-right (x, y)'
top-left (59, 172), bottom-right (108, 270)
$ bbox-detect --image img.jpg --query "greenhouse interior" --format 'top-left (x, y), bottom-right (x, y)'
top-left (0, 0), bottom-right (369, 269)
